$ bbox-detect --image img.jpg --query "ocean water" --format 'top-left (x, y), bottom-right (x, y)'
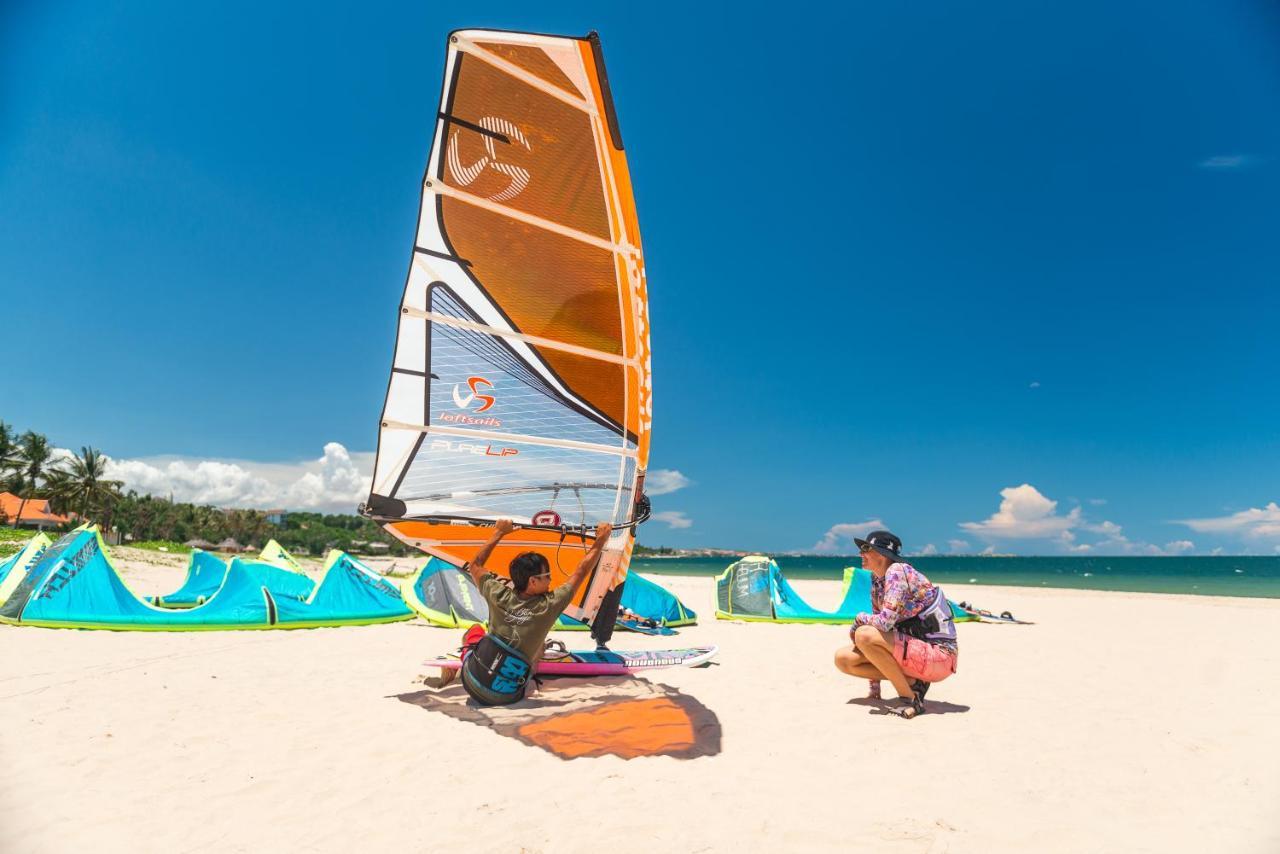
top-left (632, 555), bottom-right (1280, 599)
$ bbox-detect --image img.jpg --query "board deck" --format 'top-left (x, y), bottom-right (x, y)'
top-left (958, 603), bottom-right (1035, 625)
top-left (975, 611), bottom-right (1035, 624)
top-left (429, 645), bottom-right (718, 676)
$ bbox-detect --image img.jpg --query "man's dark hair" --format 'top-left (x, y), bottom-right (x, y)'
top-left (509, 552), bottom-right (550, 593)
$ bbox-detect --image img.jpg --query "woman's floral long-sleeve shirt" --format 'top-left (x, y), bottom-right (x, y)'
top-left (854, 562), bottom-right (942, 636)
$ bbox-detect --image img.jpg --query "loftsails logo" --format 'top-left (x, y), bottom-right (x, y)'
top-left (446, 116), bottom-right (532, 203)
top-left (452, 376), bottom-right (495, 412)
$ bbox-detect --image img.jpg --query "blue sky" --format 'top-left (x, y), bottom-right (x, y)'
top-left (2, 1), bottom-right (1277, 554)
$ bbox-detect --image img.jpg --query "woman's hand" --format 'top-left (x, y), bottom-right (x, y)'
top-left (494, 518), bottom-right (515, 536)
top-left (594, 522), bottom-right (613, 540)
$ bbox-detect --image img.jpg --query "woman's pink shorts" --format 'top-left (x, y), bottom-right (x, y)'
top-left (893, 634), bottom-right (958, 683)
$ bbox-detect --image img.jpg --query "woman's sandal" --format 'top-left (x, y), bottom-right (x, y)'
top-left (897, 682), bottom-right (929, 719)
top-left (897, 693), bottom-right (925, 719)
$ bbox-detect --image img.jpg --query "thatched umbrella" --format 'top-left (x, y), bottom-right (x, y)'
top-left (218, 537), bottom-right (243, 553)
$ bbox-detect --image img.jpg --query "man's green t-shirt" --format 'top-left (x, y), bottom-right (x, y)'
top-left (479, 573), bottom-right (575, 663)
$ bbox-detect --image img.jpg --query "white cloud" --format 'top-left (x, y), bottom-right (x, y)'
top-left (960, 484), bottom-right (1081, 539)
top-left (1198, 154), bottom-right (1251, 170)
top-left (1029, 381), bottom-right (1040, 389)
top-left (812, 519), bottom-right (887, 554)
top-left (100, 443), bottom-right (373, 513)
top-left (284, 443), bottom-right (368, 510)
top-left (92, 445), bottom-right (688, 520)
top-left (915, 543), bottom-right (938, 556)
top-left (1073, 516), bottom-right (1199, 555)
top-left (1159, 540), bottom-right (1195, 555)
top-left (961, 484), bottom-right (1193, 554)
top-left (1089, 498), bottom-right (1107, 506)
top-left (947, 539), bottom-right (971, 553)
top-left (651, 510), bottom-right (692, 529)
top-left (1085, 519), bottom-right (1122, 537)
top-left (1177, 503), bottom-right (1280, 541)
top-left (645, 469), bottom-right (692, 496)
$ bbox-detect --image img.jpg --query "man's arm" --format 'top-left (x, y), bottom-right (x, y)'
top-left (562, 523), bottom-right (613, 595)
top-left (464, 518), bottom-right (515, 587)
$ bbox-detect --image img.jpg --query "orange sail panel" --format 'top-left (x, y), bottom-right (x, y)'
top-left (365, 30), bottom-right (650, 621)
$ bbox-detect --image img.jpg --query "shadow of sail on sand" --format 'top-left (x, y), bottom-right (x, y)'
top-left (396, 678), bottom-right (721, 760)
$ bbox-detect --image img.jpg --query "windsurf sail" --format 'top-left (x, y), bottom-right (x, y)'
top-left (362, 29), bottom-right (651, 621)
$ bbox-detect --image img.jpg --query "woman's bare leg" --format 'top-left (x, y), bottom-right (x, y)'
top-left (835, 644), bottom-right (887, 701)
top-left (835, 645), bottom-right (884, 678)
top-left (853, 625), bottom-right (915, 699)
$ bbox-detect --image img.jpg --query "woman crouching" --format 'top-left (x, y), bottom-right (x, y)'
top-left (834, 530), bottom-right (958, 718)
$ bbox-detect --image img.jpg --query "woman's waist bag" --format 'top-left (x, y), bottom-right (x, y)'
top-left (895, 587), bottom-right (958, 644)
top-left (461, 633), bottom-right (532, 706)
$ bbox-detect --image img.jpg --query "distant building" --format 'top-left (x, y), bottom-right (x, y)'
top-left (0, 492), bottom-right (70, 530)
top-left (261, 509), bottom-right (288, 525)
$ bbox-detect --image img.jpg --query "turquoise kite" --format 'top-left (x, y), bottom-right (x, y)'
top-left (715, 556), bottom-right (871, 623)
top-left (556, 571), bottom-right (697, 632)
top-left (0, 527), bottom-right (409, 630)
top-left (402, 557), bottom-right (488, 628)
top-left (716, 555), bottom-right (975, 624)
top-left (151, 550), bottom-right (228, 607)
top-left (0, 532), bottom-right (52, 606)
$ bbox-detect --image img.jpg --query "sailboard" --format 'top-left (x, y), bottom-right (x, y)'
top-left (362, 29), bottom-right (652, 622)
top-left (428, 645), bottom-right (718, 677)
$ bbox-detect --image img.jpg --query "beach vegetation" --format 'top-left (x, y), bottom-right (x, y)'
top-left (0, 526), bottom-right (33, 557)
top-left (635, 544), bottom-right (677, 556)
top-left (125, 540), bottom-right (193, 554)
top-left (45, 446), bottom-right (125, 530)
top-left (4, 430), bottom-right (55, 528)
top-left (0, 421), bottom-right (20, 474)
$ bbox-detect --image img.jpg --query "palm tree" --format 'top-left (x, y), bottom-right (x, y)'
top-left (49, 447), bottom-right (124, 528)
top-left (10, 431), bottom-right (53, 529)
top-left (0, 421), bottom-right (20, 479)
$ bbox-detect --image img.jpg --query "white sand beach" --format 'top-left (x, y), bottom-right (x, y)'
top-left (1, 551), bottom-right (1277, 853)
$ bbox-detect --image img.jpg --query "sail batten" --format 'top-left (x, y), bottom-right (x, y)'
top-left (380, 421), bottom-right (638, 458)
top-left (424, 178), bottom-right (636, 254)
top-left (366, 29), bottom-right (650, 620)
top-left (399, 306), bottom-right (639, 367)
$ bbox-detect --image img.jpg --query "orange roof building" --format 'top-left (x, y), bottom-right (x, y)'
top-left (0, 492), bottom-right (70, 529)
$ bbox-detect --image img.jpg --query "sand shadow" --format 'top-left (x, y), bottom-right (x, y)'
top-left (396, 677), bottom-right (721, 760)
top-left (847, 697), bottom-right (972, 716)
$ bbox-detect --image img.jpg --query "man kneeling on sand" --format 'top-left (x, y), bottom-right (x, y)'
top-left (454, 518), bottom-right (612, 705)
top-left (834, 530), bottom-right (959, 718)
